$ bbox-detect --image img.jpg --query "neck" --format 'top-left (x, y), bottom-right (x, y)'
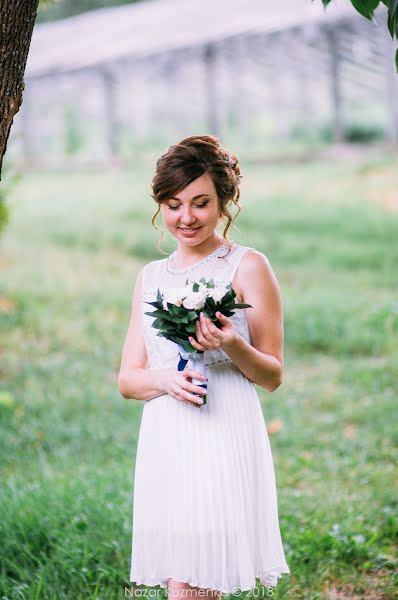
top-left (178, 235), bottom-right (223, 255)
top-left (173, 235), bottom-right (231, 267)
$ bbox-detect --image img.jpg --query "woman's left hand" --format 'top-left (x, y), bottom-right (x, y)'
top-left (189, 311), bottom-right (238, 352)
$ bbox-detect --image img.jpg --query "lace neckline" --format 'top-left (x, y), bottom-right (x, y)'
top-left (166, 240), bottom-right (236, 275)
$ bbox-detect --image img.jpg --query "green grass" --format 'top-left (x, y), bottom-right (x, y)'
top-left (1, 148), bottom-right (397, 599)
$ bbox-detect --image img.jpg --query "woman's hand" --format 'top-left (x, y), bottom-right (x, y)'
top-left (189, 311), bottom-right (238, 352)
top-left (162, 367), bottom-right (208, 407)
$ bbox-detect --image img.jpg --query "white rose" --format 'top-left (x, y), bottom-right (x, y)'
top-left (162, 287), bottom-right (188, 310)
top-left (182, 288), bottom-right (208, 311)
top-left (207, 283), bottom-right (229, 304)
top-left (186, 280), bottom-right (208, 293)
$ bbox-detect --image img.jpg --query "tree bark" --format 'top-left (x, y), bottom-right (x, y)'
top-left (0, 0), bottom-right (39, 179)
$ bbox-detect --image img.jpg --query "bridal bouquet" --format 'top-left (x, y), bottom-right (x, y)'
top-left (144, 277), bottom-right (252, 405)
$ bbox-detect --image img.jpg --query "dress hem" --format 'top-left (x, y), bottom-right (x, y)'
top-left (129, 565), bottom-right (290, 594)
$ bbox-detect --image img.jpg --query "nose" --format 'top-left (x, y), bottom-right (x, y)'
top-left (180, 206), bottom-right (196, 225)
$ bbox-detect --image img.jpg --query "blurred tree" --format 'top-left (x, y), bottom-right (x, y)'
top-left (0, 187), bottom-right (9, 238)
top-left (36, 0), bottom-right (141, 23)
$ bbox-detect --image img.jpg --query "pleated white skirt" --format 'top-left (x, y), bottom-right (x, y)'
top-left (129, 362), bottom-right (290, 593)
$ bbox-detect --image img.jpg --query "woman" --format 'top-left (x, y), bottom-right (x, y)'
top-left (118, 135), bottom-right (290, 597)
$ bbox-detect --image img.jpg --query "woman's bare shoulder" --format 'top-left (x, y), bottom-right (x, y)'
top-left (234, 249), bottom-right (280, 299)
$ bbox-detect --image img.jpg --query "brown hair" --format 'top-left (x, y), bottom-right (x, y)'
top-left (151, 135), bottom-right (242, 254)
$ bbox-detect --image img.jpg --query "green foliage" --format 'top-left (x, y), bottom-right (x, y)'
top-left (318, 0), bottom-right (398, 70)
top-left (0, 169), bottom-right (22, 240)
top-left (37, 0), bottom-right (142, 22)
top-left (344, 122), bottom-right (385, 142)
top-left (352, 0), bottom-right (382, 19)
top-left (64, 106), bottom-right (84, 155)
top-left (0, 190), bottom-right (9, 239)
top-left (38, 0), bottom-right (59, 6)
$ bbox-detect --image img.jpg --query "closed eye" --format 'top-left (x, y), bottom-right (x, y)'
top-left (167, 202), bottom-right (209, 210)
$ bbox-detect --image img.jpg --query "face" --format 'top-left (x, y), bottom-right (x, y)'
top-left (160, 172), bottom-right (222, 247)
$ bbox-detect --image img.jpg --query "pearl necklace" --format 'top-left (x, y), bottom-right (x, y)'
top-left (166, 241), bottom-right (235, 276)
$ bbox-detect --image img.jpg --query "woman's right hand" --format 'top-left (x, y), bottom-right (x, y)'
top-left (162, 368), bottom-right (208, 407)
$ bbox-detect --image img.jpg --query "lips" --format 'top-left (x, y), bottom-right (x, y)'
top-left (179, 227), bottom-right (201, 237)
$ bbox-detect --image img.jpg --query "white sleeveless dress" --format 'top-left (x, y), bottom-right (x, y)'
top-left (129, 241), bottom-right (290, 593)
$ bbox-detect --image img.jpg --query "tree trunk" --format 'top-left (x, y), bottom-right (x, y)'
top-left (0, 0), bottom-right (39, 179)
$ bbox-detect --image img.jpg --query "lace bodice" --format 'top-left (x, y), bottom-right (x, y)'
top-left (141, 242), bottom-right (256, 369)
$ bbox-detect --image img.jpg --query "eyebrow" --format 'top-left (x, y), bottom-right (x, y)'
top-left (168, 194), bottom-right (211, 202)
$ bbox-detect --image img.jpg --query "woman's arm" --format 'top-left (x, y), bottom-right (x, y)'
top-left (118, 268), bottom-right (171, 401)
top-left (224, 250), bottom-right (284, 392)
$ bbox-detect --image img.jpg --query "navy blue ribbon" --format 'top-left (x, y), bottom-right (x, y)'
top-left (177, 344), bottom-right (190, 371)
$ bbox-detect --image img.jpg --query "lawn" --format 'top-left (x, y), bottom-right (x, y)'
top-left (0, 147), bottom-right (397, 599)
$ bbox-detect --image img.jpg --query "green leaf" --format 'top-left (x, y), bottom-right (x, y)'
top-left (219, 301), bottom-right (236, 311)
top-left (158, 332), bottom-right (179, 344)
top-left (230, 302), bottom-right (253, 309)
top-left (173, 305), bottom-right (187, 316)
top-left (146, 309), bottom-right (175, 321)
top-left (387, 9), bottom-right (398, 38)
top-left (187, 310), bottom-right (198, 321)
top-left (158, 320), bottom-right (177, 329)
top-left (173, 336), bottom-right (189, 346)
top-left (172, 316), bottom-right (185, 324)
top-left (351, 0), bottom-right (380, 21)
top-left (185, 342), bottom-right (197, 353)
top-left (151, 318), bottom-right (163, 329)
top-left (389, 0), bottom-right (398, 17)
top-left (388, 11), bottom-right (394, 35)
top-left (192, 282), bottom-right (200, 292)
top-left (221, 290), bottom-right (234, 303)
top-left (159, 327), bottom-right (177, 336)
top-left (167, 303), bottom-right (177, 316)
top-left (205, 296), bottom-right (217, 312)
top-left (312, 0), bottom-right (331, 7)
top-left (157, 288), bottom-right (163, 304)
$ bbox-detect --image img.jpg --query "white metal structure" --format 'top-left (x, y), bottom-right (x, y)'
top-left (9, 0), bottom-right (397, 164)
